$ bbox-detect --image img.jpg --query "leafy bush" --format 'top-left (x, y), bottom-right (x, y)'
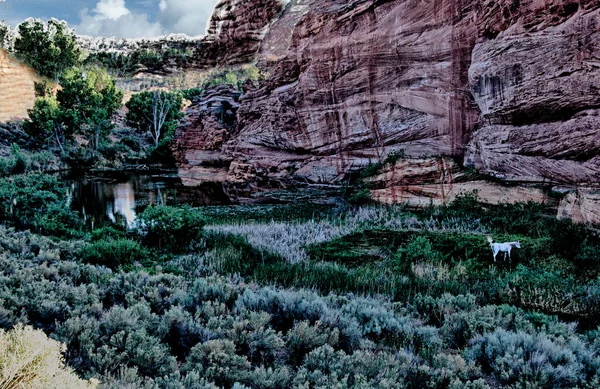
top-left (346, 187), bottom-right (372, 205)
top-left (61, 144), bottom-right (98, 168)
top-left (395, 236), bottom-right (443, 270)
top-left (0, 173), bottom-right (82, 236)
top-left (86, 225), bottom-right (127, 242)
top-left (119, 135), bottom-right (141, 152)
top-left (34, 81), bottom-right (53, 98)
top-left (203, 65), bottom-right (264, 90)
top-left (35, 202), bottom-right (82, 236)
top-left (23, 97), bottom-right (63, 147)
top-left (143, 138), bottom-right (178, 165)
top-left (7, 144), bottom-right (26, 175)
top-left (181, 87), bottom-right (203, 102)
top-left (97, 142), bottom-right (129, 162)
top-left (135, 205), bottom-right (205, 251)
top-left (77, 239), bottom-right (148, 268)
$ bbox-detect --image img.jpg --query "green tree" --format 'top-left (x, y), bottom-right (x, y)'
top-left (58, 67), bottom-right (123, 155)
top-left (23, 97), bottom-right (67, 152)
top-left (13, 19), bottom-right (81, 79)
top-left (0, 20), bottom-right (15, 51)
top-left (126, 91), bottom-right (184, 147)
top-left (24, 68), bottom-right (123, 156)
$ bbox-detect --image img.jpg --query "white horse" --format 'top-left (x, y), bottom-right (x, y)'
top-left (487, 236), bottom-right (520, 262)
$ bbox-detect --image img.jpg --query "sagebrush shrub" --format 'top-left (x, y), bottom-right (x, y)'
top-left (184, 339), bottom-right (251, 387)
top-left (466, 329), bottom-right (593, 388)
top-left (286, 321), bottom-right (339, 365)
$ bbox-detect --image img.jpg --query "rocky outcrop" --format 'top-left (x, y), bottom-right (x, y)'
top-left (230, 0), bottom-right (481, 182)
top-left (173, 85), bottom-right (241, 168)
top-left (365, 157), bottom-right (549, 207)
top-left (177, 0), bottom-right (482, 185)
top-left (467, 1), bottom-right (600, 185)
top-left (199, 0), bottom-right (286, 66)
top-left (558, 188), bottom-right (600, 225)
top-left (171, 0), bottom-right (600, 221)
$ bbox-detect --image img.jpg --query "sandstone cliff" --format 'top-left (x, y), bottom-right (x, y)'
top-left (0, 49), bottom-right (40, 122)
top-left (174, 0), bottom-right (600, 223)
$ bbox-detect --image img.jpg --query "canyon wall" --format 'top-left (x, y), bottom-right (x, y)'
top-left (175, 0), bottom-right (600, 222)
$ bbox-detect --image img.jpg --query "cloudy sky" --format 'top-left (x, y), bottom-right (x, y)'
top-left (0, 0), bottom-right (221, 38)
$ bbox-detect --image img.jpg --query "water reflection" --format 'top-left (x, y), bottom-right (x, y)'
top-left (107, 183), bottom-right (137, 227)
top-left (63, 171), bottom-right (231, 229)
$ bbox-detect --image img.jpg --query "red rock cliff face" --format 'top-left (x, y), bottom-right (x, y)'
top-left (230, 0), bottom-right (481, 183)
top-left (196, 0), bottom-right (286, 66)
top-left (175, 0), bottom-right (600, 222)
top-left (467, 0), bottom-right (600, 185)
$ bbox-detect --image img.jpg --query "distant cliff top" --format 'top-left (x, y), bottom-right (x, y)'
top-left (76, 34), bottom-right (204, 55)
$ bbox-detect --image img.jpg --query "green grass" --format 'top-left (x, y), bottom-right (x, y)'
top-left (199, 203), bottom-right (336, 225)
top-left (198, 198), bottom-right (600, 327)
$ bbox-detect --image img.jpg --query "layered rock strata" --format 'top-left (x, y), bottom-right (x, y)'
top-left (467, 1), bottom-right (600, 185)
top-left (174, 0), bottom-right (600, 220)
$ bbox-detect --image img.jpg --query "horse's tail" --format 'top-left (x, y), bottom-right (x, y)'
top-left (486, 236), bottom-right (494, 247)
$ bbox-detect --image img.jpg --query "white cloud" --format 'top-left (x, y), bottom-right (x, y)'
top-left (157, 0), bottom-right (220, 36)
top-left (76, 8), bottom-right (163, 38)
top-left (93, 0), bottom-right (130, 20)
top-left (75, 0), bottom-right (220, 39)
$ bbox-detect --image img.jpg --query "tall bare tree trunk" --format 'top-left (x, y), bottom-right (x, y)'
top-left (150, 91), bottom-right (174, 147)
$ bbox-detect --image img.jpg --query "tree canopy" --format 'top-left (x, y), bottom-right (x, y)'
top-left (24, 68), bottom-right (123, 154)
top-left (13, 19), bottom-right (81, 79)
top-left (23, 97), bottom-right (64, 151)
top-left (126, 90), bottom-right (183, 146)
top-left (58, 68), bottom-right (123, 153)
top-left (0, 21), bottom-right (14, 51)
